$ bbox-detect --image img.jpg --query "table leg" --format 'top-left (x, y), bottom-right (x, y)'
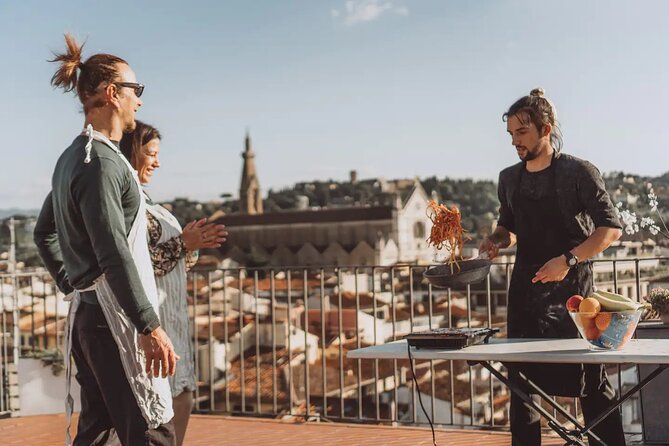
top-left (576, 364), bottom-right (668, 439)
top-left (518, 370), bottom-right (584, 430)
top-left (472, 361), bottom-right (594, 446)
top-left (474, 361), bottom-right (669, 446)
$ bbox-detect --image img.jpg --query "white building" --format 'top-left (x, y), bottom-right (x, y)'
top-left (214, 181), bottom-right (437, 266)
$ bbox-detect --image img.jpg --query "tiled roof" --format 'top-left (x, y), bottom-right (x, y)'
top-left (212, 206), bottom-right (394, 227)
top-left (207, 347), bottom-right (291, 406)
top-left (194, 316), bottom-right (241, 340)
top-left (227, 277), bottom-right (323, 293)
top-left (290, 345), bottom-right (397, 399)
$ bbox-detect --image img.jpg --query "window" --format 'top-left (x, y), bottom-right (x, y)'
top-left (413, 221), bottom-right (425, 239)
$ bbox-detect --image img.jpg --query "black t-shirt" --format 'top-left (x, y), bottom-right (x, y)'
top-left (496, 153), bottom-right (622, 241)
top-left (519, 167), bottom-right (555, 201)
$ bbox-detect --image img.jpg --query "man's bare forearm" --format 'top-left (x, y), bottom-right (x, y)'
top-left (571, 227), bottom-right (621, 262)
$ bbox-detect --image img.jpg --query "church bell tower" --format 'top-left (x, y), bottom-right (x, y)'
top-left (239, 131), bottom-right (263, 214)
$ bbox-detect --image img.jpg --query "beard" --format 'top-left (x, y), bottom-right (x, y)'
top-left (122, 110), bottom-right (137, 134)
top-left (123, 119), bottom-right (137, 134)
top-left (516, 141), bottom-right (542, 161)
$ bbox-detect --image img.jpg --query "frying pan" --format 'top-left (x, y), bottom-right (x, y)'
top-left (423, 254), bottom-right (492, 288)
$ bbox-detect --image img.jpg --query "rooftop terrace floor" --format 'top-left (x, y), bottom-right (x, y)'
top-left (0, 413), bottom-right (571, 445)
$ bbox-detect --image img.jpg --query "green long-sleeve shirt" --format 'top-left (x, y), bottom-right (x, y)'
top-left (34, 135), bottom-right (159, 335)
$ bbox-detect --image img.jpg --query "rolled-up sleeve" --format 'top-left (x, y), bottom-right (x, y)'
top-left (577, 162), bottom-right (622, 229)
top-left (497, 173), bottom-right (515, 233)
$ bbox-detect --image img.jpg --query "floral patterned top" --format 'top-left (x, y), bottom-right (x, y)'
top-left (146, 211), bottom-right (198, 276)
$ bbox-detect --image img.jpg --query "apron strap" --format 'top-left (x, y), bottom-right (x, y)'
top-left (83, 124), bottom-right (94, 164)
top-left (64, 290), bottom-right (81, 446)
top-left (80, 124), bottom-right (129, 166)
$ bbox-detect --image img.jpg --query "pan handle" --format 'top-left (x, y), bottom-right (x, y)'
top-left (475, 251), bottom-right (490, 260)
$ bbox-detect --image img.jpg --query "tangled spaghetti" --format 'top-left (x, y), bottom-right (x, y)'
top-left (426, 200), bottom-right (469, 271)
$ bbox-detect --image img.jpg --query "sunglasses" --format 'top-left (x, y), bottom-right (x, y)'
top-left (114, 82), bottom-right (145, 98)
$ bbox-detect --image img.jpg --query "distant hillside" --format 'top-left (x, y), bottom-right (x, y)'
top-left (604, 171), bottom-right (669, 212)
top-left (256, 170), bottom-right (669, 237)
top-left (0, 209), bottom-right (39, 219)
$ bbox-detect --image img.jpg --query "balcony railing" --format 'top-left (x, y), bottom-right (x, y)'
top-left (1, 256), bottom-right (667, 432)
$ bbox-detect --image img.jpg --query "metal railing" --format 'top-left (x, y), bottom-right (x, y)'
top-left (1, 256), bottom-right (666, 432)
top-left (184, 259), bottom-right (663, 432)
top-left (0, 272), bottom-right (22, 417)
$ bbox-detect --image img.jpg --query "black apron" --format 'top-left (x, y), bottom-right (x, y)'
top-left (506, 157), bottom-right (605, 397)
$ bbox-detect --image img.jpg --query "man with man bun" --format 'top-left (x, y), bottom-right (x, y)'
top-left (479, 88), bottom-right (625, 445)
top-left (34, 34), bottom-right (177, 445)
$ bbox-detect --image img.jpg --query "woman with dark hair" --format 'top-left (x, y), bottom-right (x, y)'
top-left (121, 121), bottom-right (227, 446)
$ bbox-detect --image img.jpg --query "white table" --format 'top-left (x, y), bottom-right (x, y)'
top-left (348, 338), bottom-right (669, 364)
top-left (348, 338), bottom-right (669, 446)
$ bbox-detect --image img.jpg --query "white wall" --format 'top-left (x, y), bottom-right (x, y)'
top-left (258, 322), bottom-right (319, 364)
top-left (397, 185), bottom-right (438, 263)
top-left (199, 321), bottom-right (320, 382)
top-left (340, 272), bottom-right (371, 294)
top-left (377, 238), bottom-right (399, 266)
top-left (18, 357), bottom-right (80, 416)
top-left (397, 387), bottom-right (471, 425)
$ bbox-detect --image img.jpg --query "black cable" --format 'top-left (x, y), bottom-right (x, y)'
top-left (407, 342), bottom-right (437, 446)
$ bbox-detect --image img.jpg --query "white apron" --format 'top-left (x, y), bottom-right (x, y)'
top-left (64, 125), bottom-right (174, 445)
top-left (145, 198), bottom-right (196, 397)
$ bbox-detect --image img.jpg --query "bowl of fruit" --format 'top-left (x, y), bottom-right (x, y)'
top-left (566, 290), bottom-right (649, 350)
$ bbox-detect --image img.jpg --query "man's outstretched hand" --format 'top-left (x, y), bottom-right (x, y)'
top-left (532, 255), bottom-right (570, 284)
top-left (139, 326), bottom-right (180, 378)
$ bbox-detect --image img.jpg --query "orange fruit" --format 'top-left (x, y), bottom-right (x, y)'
top-left (578, 297), bottom-right (601, 318)
top-left (575, 314), bottom-right (600, 340)
top-left (595, 313), bottom-right (612, 331)
top-left (576, 313), bottom-right (593, 327)
top-left (585, 323), bottom-right (601, 341)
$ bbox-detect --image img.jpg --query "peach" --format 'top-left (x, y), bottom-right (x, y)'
top-left (566, 295), bottom-right (584, 312)
top-left (578, 297), bottom-right (601, 318)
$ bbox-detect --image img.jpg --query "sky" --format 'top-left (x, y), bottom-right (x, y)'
top-left (2, 0), bottom-right (669, 209)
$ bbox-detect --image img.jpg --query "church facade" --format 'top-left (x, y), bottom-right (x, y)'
top-left (213, 134), bottom-right (437, 267)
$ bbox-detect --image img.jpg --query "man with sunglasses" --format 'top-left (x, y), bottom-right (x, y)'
top-left (34, 34), bottom-right (177, 445)
top-left (116, 81), bottom-right (145, 98)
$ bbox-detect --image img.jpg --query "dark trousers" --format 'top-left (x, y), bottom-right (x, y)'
top-left (72, 302), bottom-right (176, 446)
top-left (510, 372), bottom-right (626, 446)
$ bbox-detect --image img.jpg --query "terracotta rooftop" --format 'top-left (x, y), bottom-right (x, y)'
top-left (291, 345), bottom-right (398, 400)
top-left (216, 348), bottom-right (291, 405)
top-left (230, 277), bottom-right (323, 293)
